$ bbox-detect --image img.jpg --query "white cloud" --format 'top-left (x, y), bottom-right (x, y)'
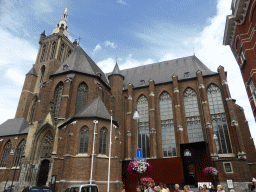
top-left (117, 0), bottom-right (127, 5)
top-left (6, 68), bottom-right (25, 85)
top-left (93, 44), bottom-right (102, 55)
top-left (192, 0), bottom-right (256, 140)
top-left (97, 58), bottom-right (116, 73)
top-left (104, 41), bottom-right (117, 49)
top-left (159, 52), bottom-right (176, 62)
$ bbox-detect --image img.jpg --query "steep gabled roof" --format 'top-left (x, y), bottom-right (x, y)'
top-left (0, 118), bottom-right (29, 137)
top-left (59, 97), bottom-right (117, 128)
top-left (106, 55), bottom-right (217, 90)
top-left (52, 46), bottom-right (108, 85)
top-left (26, 68), bottom-right (38, 77)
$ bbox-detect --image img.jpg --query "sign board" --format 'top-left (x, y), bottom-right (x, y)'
top-left (134, 148), bottom-right (146, 161)
top-left (227, 179), bottom-right (234, 189)
top-left (198, 182), bottom-right (211, 189)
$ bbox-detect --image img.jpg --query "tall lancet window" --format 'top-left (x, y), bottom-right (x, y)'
top-left (27, 97), bottom-right (37, 124)
top-left (207, 84), bottom-right (232, 154)
top-left (50, 41), bottom-right (56, 59)
top-left (40, 45), bottom-right (46, 63)
top-left (137, 95), bottom-right (150, 158)
top-left (99, 128), bottom-right (107, 154)
top-left (184, 88), bottom-right (203, 143)
top-left (75, 83), bottom-right (88, 114)
top-left (160, 92), bottom-right (176, 157)
top-left (79, 127), bottom-right (89, 153)
top-left (14, 140), bottom-right (26, 167)
top-left (39, 132), bottom-right (54, 158)
top-left (40, 65), bottom-right (45, 84)
top-left (0, 141), bottom-right (12, 167)
top-left (53, 82), bottom-right (64, 118)
top-left (58, 44), bottom-right (65, 62)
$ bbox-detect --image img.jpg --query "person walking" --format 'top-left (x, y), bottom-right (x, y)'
top-left (159, 182), bottom-right (167, 192)
top-left (174, 184), bottom-right (182, 192)
top-left (184, 185), bottom-right (193, 192)
top-left (199, 186), bottom-right (203, 192)
top-left (217, 185), bottom-right (225, 192)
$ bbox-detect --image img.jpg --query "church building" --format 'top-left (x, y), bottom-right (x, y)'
top-left (0, 8), bottom-right (256, 192)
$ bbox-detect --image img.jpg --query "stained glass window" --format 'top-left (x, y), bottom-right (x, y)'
top-left (14, 140), bottom-right (26, 167)
top-left (160, 92), bottom-right (176, 157)
top-left (39, 132), bottom-right (54, 158)
top-left (207, 84), bottom-right (232, 154)
top-left (184, 88), bottom-right (203, 143)
top-left (53, 82), bottom-right (64, 117)
top-left (137, 95), bottom-right (150, 158)
top-left (50, 41), bottom-right (56, 59)
top-left (99, 128), bottom-right (107, 154)
top-left (75, 83), bottom-right (88, 114)
top-left (79, 127), bottom-right (89, 153)
top-left (0, 141), bottom-right (12, 167)
top-left (40, 45), bottom-right (46, 63)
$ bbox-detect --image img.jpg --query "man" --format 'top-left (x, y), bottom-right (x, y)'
top-left (148, 183), bottom-right (153, 192)
top-left (174, 184), bottom-right (181, 192)
top-left (159, 182), bottom-right (167, 192)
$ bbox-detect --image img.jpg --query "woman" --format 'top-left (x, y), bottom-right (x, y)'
top-left (203, 185), bottom-right (209, 192)
top-left (154, 186), bottom-right (161, 192)
top-left (217, 185), bottom-right (225, 192)
top-left (184, 185), bottom-right (193, 192)
top-left (136, 186), bottom-right (142, 192)
top-left (163, 184), bottom-right (170, 192)
top-left (143, 185), bottom-right (148, 192)
top-left (199, 186), bottom-right (203, 192)
top-left (210, 184), bottom-right (217, 192)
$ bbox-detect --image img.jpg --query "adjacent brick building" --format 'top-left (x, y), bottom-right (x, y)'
top-left (223, 0), bottom-right (256, 121)
top-left (0, 8), bottom-right (256, 192)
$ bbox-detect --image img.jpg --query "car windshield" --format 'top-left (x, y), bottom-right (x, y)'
top-left (81, 186), bottom-right (98, 192)
top-left (70, 187), bottom-right (79, 192)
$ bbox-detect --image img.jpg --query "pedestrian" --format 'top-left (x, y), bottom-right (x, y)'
top-left (203, 185), bottom-right (209, 192)
top-left (159, 182), bottom-right (167, 192)
top-left (184, 185), bottom-right (193, 192)
top-left (137, 186), bottom-right (142, 192)
top-left (174, 184), bottom-right (181, 192)
top-left (209, 184), bottom-right (217, 192)
top-left (148, 183), bottom-right (153, 192)
top-left (217, 185), bottom-right (225, 192)
top-left (199, 186), bottom-right (203, 192)
top-left (143, 185), bottom-right (148, 192)
top-left (154, 186), bottom-right (161, 192)
top-left (163, 184), bottom-right (170, 192)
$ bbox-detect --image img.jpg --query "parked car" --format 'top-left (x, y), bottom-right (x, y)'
top-left (65, 184), bottom-right (99, 192)
top-left (22, 186), bottom-right (52, 192)
top-left (4, 185), bottom-right (15, 192)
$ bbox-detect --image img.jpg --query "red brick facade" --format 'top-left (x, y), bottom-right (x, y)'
top-left (0, 8), bottom-right (256, 192)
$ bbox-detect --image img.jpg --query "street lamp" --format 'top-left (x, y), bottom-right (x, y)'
top-left (133, 110), bottom-right (141, 185)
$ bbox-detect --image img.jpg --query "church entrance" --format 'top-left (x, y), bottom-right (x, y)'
top-left (37, 159), bottom-right (50, 186)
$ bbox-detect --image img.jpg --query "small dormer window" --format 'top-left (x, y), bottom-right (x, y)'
top-left (63, 64), bottom-right (69, 70)
top-left (96, 72), bottom-right (102, 78)
top-left (140, 80), bottom-right (145, 85)
top-left (184, 72), bottom-right (190, 77)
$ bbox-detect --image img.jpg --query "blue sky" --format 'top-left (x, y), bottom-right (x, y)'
top-left (1, 0), bottom-right (255, 142)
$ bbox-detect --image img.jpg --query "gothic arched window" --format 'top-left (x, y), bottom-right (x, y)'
top-left (39, 132), bottom-right (54, 158)
top-left (50, 41), bottom-right (56, 59)
top-left (40, 65), bottom-right (45, 84)
top-left (53, 82), bottom-right (64, 117)
top-left (184, 88), bottom-right (203, 143)
top-left (99, 128), bottom-right (107, 154)
top-left (0, 141), bottom-right (12, 167)
top-left (75, 83), bottom-right (88, 114)
top-left (14, 140), bottom-right (26, 167)
top-left (58, 44), bottom-right (65, 62)
top-left (79, 127), bottom-right (89, 153)
top-left (40, 45), bottom-right (46, 63)
top-left (160, 92), bottom-right (176, 157)
top-left (207, 84), bottom-right (232, 154)
top-left (137, 95), bottom-right (150, 158)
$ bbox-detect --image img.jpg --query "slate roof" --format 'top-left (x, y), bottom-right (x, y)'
top-left (0, 118), bottom-right (29, 137)
top-left (26, 68), bottom-right (38, 77)
top-left (106, 55), bottom-right (218, 90)
top-left (59, 97), bottom-right (117, 128)
top-left (52, 46), bottom-right (108, 85)
top-left (108, 63), bottom-right (124, 79)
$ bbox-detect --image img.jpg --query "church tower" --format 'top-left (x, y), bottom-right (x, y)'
top-left (15, 8), bottom-right (77, 122)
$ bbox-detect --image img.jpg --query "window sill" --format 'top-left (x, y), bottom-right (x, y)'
top-left (218, 154), bottom-right (235, 158)
top-left (0, 167), bottom-right (7, 170)
top-left (11, 167), bottom-right (20, 169)
top-left (75, 153), bottom-right (90, 157)
top-left (97, 154), bottom-right (108, 158)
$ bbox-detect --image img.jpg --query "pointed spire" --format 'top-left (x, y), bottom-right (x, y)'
top-left (52, 8), bottom-right (69, 37)
top-left (108, 61), bottom-right (124, 79)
